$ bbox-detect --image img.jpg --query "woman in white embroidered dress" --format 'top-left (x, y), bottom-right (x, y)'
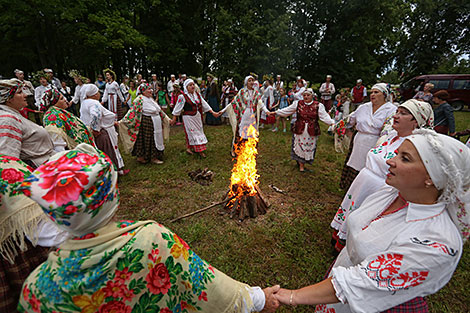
top-left (171, 79), bottom-right (218, 158)
top-left (273, 129), bottom-right (469, 312)
top-left (260, 79), bottom-right (275, 129)
top-left (101, 69), bottom-right (125, 120)
top-left (339, 83), bottom-right (397, 191)
top-left (268, 88), bottom-right (334, 172)
top-left (81, 84), bottom-right (128, 175)
top-left (331, 99), bottom-right (434, 252)
top-left (216, 75), bottom-right (269, 156)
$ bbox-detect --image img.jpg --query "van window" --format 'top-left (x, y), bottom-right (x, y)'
top-left (429, 79), bottom-right (450, 89)
top-left (453, 79), bottom-right (470, 90)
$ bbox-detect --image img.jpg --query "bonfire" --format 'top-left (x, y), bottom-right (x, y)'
top-left (223, 124), bottom-right (269, 221)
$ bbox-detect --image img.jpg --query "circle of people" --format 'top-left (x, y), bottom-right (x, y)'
top-left (0, 68), bottom-right (468, 313)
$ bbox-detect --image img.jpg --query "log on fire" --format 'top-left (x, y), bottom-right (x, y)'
top-left (222, 184), bottom-right (269, 221)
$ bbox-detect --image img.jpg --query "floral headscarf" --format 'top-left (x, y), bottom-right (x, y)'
top-left (43, 106), bottom-right (96, 149)
top-left (0, 78), bottom-right (23, 105)
top-left (0, 155), bottom-right (48, 264)
top-left (399, 99), bottom-right (434, 128)
top-left (40, 88), bottom-right (61, 111)
top-left (137, 83), bottom-right (151, 96)
top-left (20, 144), bottom-right (119, 237)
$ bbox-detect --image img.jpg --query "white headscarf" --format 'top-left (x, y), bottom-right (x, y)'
top-left (244, 75), bottom-right (254, 88)
top-left (83, 83), bottom-right (99, 98)
top-left (183, 78), bottom-right (195, 94)
top-left (407, 129), bottom-right (470, 241)
top-left (302, 88), bottom-right (314, 95)
top-left (399, 99), bottom-right (434, 128)
top-left (371, 83), bottom-right (390, 100)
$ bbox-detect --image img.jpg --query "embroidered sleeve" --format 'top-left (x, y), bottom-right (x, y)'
top-left (172, 95), bottom-right (186, 116)
top-left (331, 238), bottom-right (461, 312)
top-left (0, 115), bottom-right (23, 158)
top-left (89, 104), bottom-right (102, 131)
top-left (276, 101), bottom-right (297, 117)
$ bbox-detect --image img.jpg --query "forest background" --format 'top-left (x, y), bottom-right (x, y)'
top-left (1, 0), bottom-right (469, 86)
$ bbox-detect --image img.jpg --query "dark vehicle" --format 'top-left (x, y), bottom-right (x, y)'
top-left (399, 74), bottom-right (470, 110)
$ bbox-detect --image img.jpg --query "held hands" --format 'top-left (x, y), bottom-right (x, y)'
top-left (272, 288), bottom-right (296, 306)
top-left (266, 111), bottom-right (276, 116)
top-left (212, 111), bottom-right (222, 118)
top-left (261, 285), bottom-right (281, 312)
top-left (170, 117), bottom-right (177, 126)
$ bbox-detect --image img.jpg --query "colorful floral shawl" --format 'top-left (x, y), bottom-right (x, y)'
top-left (18, 144), bottom-right (254, 313)
top-left (225, 88), bottom-right (263, 146)
top-left (18, 220), bottom-right (253, 313)
top-left (20, 144), bottom-right (119, 237)
top-left (0, 155), bottom-right (48, 264)
top-left (118, 95), bottom-right (144, 153)
top-left (118, 95), bottom-right (171, 154)
top-left (43, 106), bottom-right (96, 149)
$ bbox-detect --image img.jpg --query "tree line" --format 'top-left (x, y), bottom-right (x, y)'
top-left (1, 0), bottom-right (469, 87)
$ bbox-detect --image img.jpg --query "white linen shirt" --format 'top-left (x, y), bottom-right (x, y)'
top-left (80, 99), bottom-right (115, 131)
top-left (172, 93), bottom-right (212, 116)
top-left (34, 84), bottom-right (51, 108)
top-left (346, 102), bottom-right (397, 171)
top-left (321, 186), bottom-right (463, 313)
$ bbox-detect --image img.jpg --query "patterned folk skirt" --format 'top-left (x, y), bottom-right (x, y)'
top-left (290, 133), bottom-right (318, 165)
top-left (0, 240), bottom-right (49, 312)
top-left (132, 115), bottom-right (164, 161)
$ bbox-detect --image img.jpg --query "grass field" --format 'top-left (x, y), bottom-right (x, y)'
top-left (117, 111), bottom-right (470, 312)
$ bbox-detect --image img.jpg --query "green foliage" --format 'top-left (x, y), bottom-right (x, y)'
top-left (0, 0), bottom-right (468, 87)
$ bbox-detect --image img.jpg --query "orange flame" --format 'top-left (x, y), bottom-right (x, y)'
top-left (228, 123), bottom-right (259, 203)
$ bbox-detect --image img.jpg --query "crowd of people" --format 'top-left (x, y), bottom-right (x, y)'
top-left (0, 67), bottom-right (468, 312)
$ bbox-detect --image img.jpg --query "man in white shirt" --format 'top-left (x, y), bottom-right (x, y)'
top-left (319, 75), bottom-right (335, 111)
top-left (274, 75), bottom-right (283, 90)
top-left (167, 74), bottom-right (176, 93)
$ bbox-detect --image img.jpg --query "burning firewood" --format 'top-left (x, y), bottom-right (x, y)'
top-left (188, 168), bottom-right (214, 186)
top-left (222, 125), bottom-right (269, 221)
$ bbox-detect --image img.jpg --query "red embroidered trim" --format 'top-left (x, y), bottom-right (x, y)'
top-left (0, 132), bottom-right (22, 141)
top-left (315, 304), bottom-right (336, 313)
top-left (410, 238), bottom-right (458, 256)
top-left (0, 114), bottom-right (22, 123)
top-left (363, 253), bottom-right (428, 291)
top-left (0, 125), bottom-right (22, 134)
top-left (362, 199), bottom-right (408, 230)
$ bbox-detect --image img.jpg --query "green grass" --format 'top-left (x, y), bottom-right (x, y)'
top-left (117, 111), bottom-right (470, 312)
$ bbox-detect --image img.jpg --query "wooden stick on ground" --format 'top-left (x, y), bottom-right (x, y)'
top-left (170, 196), bottom-right (236, 223)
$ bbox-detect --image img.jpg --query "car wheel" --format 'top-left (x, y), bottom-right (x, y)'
top-left (451, 101), bottom-right (464, 111)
